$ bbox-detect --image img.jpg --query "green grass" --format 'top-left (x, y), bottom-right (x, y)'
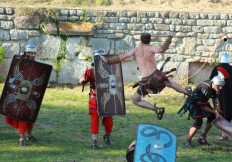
top-left (0, 84), bottom-right (231, 162)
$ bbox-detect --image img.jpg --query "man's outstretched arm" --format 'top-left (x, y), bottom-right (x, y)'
top-left (151, 35), bottom-right (173, 54)
top-left (100, 48), bottom-right (136, 64)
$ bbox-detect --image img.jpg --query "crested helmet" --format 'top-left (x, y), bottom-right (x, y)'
top-left (219, 53), bottom-right (230, 64)
top-left (211, 76), bottom-right (225, 91)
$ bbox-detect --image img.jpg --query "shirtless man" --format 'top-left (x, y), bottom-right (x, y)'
top-left (100, 33), bottom-right (191, 120)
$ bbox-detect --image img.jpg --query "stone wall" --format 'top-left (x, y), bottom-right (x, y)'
top-left (0, 7), bottom-right (232, 85)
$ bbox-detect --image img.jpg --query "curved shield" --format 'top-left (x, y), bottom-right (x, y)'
top-left (94, 54), bottom-right (125, 117)
top-left (0, 55), bottom-right (52, 123)
top-left (134, 124), bottom-right (177, 162)
top-left (212, 116), bottom-right (232, 137)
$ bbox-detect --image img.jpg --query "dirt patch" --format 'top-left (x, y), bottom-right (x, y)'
top-left (1, 0), bottom-right (232, 13)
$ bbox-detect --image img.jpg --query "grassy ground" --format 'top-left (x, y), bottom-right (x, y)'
top-left (0, 83), bottom-right (231, 162)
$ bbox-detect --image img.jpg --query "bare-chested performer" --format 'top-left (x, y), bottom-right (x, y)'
top-left (100, 33), bottom-right (192, 120)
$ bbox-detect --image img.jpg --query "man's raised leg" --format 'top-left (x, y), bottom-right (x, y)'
top-left (131, 92), bottom-right (165, 120)
top-left (168, 81), bottom-right (192, 96)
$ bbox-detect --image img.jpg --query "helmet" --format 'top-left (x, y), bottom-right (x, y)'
top-left (219, 53), bottom-right (230, 64)
top-left (94, 50), bottom-right (104, 56)
top-left (211, 76), bottom-right (225, 91)
top-left (24, 43), bottom-right (37, 60)
top-left (25, 43), bottom-right (37, 52)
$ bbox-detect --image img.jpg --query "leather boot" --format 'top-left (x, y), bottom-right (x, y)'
top-left (185, 138), bottom-right (194, 147)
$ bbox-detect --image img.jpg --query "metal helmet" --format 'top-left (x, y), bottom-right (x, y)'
top-left (94, 50), bottom-right (104, 56)
top-left (219, 53), bottom-right (230, 64)
top-left (24, 43), bottom-right (37, 60)
top-left (211, 76), bottom-right (225, 91)
top-left (25, 43), bottom-right (37, 52)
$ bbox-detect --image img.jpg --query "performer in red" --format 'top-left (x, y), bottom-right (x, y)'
top-left (5, 43), bottom-right (38, 147)
top-left (79, 62), bottom-right (114, 149)
top-left (209, 53), bottom-right (232, 140)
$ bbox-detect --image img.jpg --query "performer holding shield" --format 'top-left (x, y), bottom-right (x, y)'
top-left (79, 51), bottom-right (114, 150)
top-left (178, 76), bottom-right (224, 147)
top-left (1, 43), bottom-right (52, 147)
top-left (100, 33), bottom-right (191, 120)
top-left (209, 53), bottom-right (232, 140)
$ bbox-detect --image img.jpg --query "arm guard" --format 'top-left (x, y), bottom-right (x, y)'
top-left (161, 37), bottom-right (172, 52)
top-left (106, 55), bottom-right (120, 64)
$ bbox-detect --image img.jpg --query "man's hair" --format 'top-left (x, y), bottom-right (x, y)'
top-left (141, 33), bottom-right (151, 44)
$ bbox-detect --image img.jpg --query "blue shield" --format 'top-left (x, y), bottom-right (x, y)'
top-left (134, 124), bottom-right (177, 162)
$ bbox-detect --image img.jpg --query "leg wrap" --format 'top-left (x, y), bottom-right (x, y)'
top-left (161, 37), bottom-right (172, 52)
top-left (106, 55), bottom-right (120, 64)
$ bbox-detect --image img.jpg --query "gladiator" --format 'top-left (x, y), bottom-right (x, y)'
top-left (100, 33), bottom-right (192, 120)
top-left (178, 76), bottom-right (224, 147)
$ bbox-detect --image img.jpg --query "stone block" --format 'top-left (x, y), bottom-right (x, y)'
top-left (66, 37), bottom-right (82, 60)
top-left (0, 21), bottom-right (14, 29)
top-left (89, 38), bottom-right (111, 52)
top-left (121, 61), bottom-right (141, 82)
top-left (0, 29), bottom-right (10, 40)
top-left (14, 15), bottom-right (41, 29)
top-left (28, 35), bottom-right (61, 59)
top-left (58, 59), bottom-right (90, 84)
top-left (2, 42), bottom-right (21, 58)
top-left (10, 29), bottom-right (29, 40)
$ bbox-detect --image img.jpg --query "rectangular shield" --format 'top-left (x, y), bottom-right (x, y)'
top-left (94, 54), bottom-right (125, 117)
top-left (212, 116), bottom-right (232, 137)
top-left (0, 55), bottom-right (52, 123)
top-left (134, 124), bottom-right (177, 162)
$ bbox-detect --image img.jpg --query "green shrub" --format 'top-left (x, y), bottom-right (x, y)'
top-left (0, 45), bottom-right (5, 63)
top-left (53, 37), bottom-right (67, 72)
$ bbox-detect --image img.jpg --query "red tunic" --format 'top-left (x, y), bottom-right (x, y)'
top-left (81, 69), bottom-right (97, 113)
top-left (80, 68), bottom-right (113, 134)
top-left (5, 117), bottom-right (34, 134)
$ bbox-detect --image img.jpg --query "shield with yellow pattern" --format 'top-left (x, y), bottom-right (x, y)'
top-left (94, 54), bottom-right (125, 117)
top-left (0, 55), bottom-right (52, 123)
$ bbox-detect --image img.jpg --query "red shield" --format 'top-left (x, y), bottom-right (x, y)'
top-left (94, 54), bottom-right (125, 117)
top-left (0, 55), bottom-right (52, 123)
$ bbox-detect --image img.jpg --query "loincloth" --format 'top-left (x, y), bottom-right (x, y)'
top-left (137, 69), bottom-right (170, 96)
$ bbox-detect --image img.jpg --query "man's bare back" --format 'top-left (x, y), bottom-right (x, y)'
top-left (134, 44), bottom-right (164, 78)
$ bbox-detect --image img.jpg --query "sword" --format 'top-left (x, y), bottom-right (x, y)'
top-left (160, 56), bottom-right (171, 72)
top-left (82, 68), bottom-right (88, 92)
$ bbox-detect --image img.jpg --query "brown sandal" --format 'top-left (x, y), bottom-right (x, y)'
top-left (154, 104), bottom-right (165, 120)
top-left (198, 134), bottom-right (210, 145)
